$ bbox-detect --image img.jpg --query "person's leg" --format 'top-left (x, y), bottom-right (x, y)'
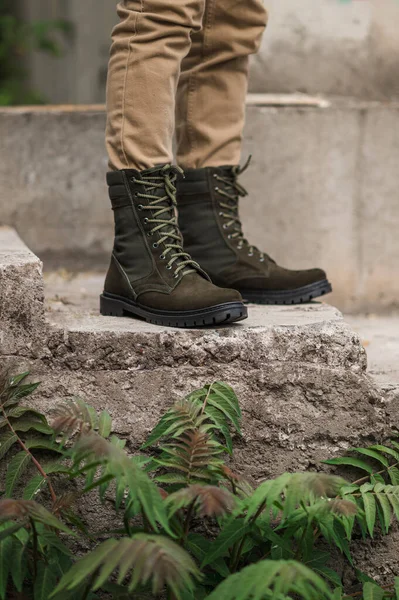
top-left (106, 0), bottom-right (206, 171)
top-left (102, 1), bottom-right (247, 326)
top-left (176, 0), bottom-right (332, 305)
top-left (176, 0), bottom-right (267, 168)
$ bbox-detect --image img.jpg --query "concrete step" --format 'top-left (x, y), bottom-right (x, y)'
top-left (0, 227), bottom-right (46, 356)
top-left (0, 227), bottom-right (395, 481)
top-left (2, 98), bottom-right (399, 313)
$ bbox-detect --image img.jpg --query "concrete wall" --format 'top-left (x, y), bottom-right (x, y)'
top-left (20, 0), bottom-right (399, 103)
top-left (1, 101), bottom-right (399, 314)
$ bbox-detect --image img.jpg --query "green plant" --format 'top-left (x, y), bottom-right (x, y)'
top-left (1, 369), bottom-right (399, 599)
top-left (0, 0), bottom-right (72, 105)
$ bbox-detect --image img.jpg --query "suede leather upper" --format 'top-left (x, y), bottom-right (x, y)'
top-left (177, 166), bottom-right (327, 292)
top-left (104, 166), bottom-right (242, 311)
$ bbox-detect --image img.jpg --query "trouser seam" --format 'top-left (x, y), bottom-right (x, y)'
top-left (120, 1), bottom-right (143, 168)
top-left (184, 0), bottom-right (216, 164)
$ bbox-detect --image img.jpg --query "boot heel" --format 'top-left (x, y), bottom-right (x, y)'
top-left (100, 294), bottom-right (125, 317)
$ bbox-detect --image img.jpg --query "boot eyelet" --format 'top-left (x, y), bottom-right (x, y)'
top-left (160, 254), bottom-right (166, 260)
top-left (214, 186), bottom-right (219, 191)
top-left (166, 265), bottom-right (172, 270)
top-left (260, 257), bottom-right (265, 262)
top-left (147, 232), bottom-right (153, 237)
top-left (219, 212), bottom-right (224, 216)
top-left (138, 204), bottom-right (143, 210)
top-left (223, 224), bottom-right (228, 229)
top-left (152, 242), bottom-right (158, 249)
top-left (248, 252), bottom-right (253, 257)
top-left (213, 174), bottom-right (218, 179)
top-left (174, 273), bottom-right (179, 279)
top-left (227, 234), bottom-right (232, 239)
top-left (143, 217), bottom-right (149, 223)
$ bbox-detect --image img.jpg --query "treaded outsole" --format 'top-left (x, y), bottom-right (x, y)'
top-left (239, 279), bottom-right (333, 305)
top-left (100, 293), bottom-right (248, 328)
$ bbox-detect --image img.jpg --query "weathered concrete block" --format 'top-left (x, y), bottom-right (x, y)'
top-left (0, 227), bottom-right (46, 356)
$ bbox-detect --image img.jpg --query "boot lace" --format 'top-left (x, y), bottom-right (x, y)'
top-left (133, 164), bottom-right (201, 278)
top-left (213, 156), bottom-right (275, 264)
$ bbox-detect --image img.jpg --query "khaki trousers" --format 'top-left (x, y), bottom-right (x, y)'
top-left (106, 0), bottom-right (268, 171)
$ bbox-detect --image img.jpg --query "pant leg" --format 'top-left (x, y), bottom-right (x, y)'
top-left (106, 0), bottom-right (205, 171)
top-left (175, 0), bottom-right (268, 169)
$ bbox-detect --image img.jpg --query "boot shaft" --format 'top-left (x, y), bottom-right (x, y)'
top-left (106, 165), bottom-right (206, 299)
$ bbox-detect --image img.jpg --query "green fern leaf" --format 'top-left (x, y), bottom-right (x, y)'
top-left (363, 582), bottom-right (385, 599)
top-left (361, 491), bottom-right (376, 537)
top-left (51, 535), bottom-right (201, 599)
top-left (98, 411), bottom-right (112, 438)
top-left (389, 467), bottom-right (399, 485)
top-left (375, 491), bottom-right (392, 533)
top-left (13, 419), bottom-right (53, 435)
top-left (211, 382), bottom-right (241, 418)
top-left (23, 474), bottom-right (47, 500)
top-left (394, 576), bottom-right (399, 599)
top-left (323, 457), bottom-right (373, 474)
top-left (6, 406), bottom-right (47, 422)
top-left (0, 431), bottom-right (18, 460)
top-left (369, 444), bottom-right (399, 462)
top-left (332, 589), bottom-right (343, 600)
top-left (25, 438), bottom-right (63, 453)
top-left (206, 391), bottom-right (241, 431)
top-left (315, 566), bottom-right (342, 588)
top-left (205, 559), bottom-right (332, 600)
top-left (0, 537), bottom-right (12, 600)
top-left (10, 538), bottom-right (25, 592)
top-left (5, 451), bottom-right (31, 497)
top-left (202, 405), bottom-right (233, 454)
top-left (34, 562), bottom-right (57, 600)
top-left (351, 448), bottom-right (389, 467)
top-left (201, 519), bottom-right (251, 567)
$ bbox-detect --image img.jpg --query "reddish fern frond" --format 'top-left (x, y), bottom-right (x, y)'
top-left (329, 498), bottom-right (358, 517)
top-left (52, 534), bottom-right (201, 597)
top-left (156, 430), bottom-right (224, 485)
top-left (51, 398), bottom-right (96, 436)
top-left (0, 499), bottom-right (73, 533)
top-left (167, 485), bottom-right (236, 518)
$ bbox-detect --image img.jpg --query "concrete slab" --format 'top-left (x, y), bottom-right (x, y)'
top-left (0, 227), bottom-right (46, 356)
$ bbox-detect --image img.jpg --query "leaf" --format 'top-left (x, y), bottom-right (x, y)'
top-left (0, 500), bottom-right (74, 534)
top-left (23, 474), bottom-right (47, 500)
top-left (362, 492), bottom-right (376, 537)
top-left (51, 535), bottom-right (201, 599)
top-left (5, 451), bottom-right (31, 497)
top-left (98, 411), bottom-right (112, 438)
top-left (351, 447), bottom-right (389, 468)
top-left (13, 419), bottom-right (53, 435)
top-left (205, 559), bottom-right (332, 600)
top-left (34, 562), bottom-right (57, 600)
top-left (375, 491), bottom-right (392, 534)
top-left (10, 537), bottom-right (26, 592)
top-left (201, 519), bottom-right (251, 567)
top-left (0, 537), bottom-right (12, 600)
top-left (323, 457), bottom-right (373, 474)
top-left (394, 576), bottom-right (399, 599)
top-left (363, 582), bottom-right (385, 600)
top-left (0, 431), bottom-right (18, 459)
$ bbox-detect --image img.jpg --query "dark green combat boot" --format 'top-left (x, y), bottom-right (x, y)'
top-left (176, 163), bottom-right (332, 305)
top-left (100, 164), bottom-right (247, 327)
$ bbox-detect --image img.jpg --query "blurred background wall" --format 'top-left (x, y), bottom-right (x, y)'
top-left (16, 0), bottom-right (399, 104)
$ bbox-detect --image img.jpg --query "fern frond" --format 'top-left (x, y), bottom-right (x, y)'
top-left (155, 430), bottom-right (224, 486)
top-left (244, 472), bottom-right (346, 523)
top-left (205, 559), bottom-right (332, 600)
top-left (0, 499), bottom-right (73, 534)
top-left (143, 382), bottom-right (241, 455)
top-left (70, 431), bottom-right (172, 534)
top-left (5, 451), bottom-right (31, 497)
top-left (166, 485), bottom-right (236, 518)
top-left (51, 535), bottom-right (201, 599)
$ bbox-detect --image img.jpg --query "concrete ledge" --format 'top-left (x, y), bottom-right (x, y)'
top-left (0, 227), bottom-right (46, 356)
top-left (2, 98), bottom-right (399, 312)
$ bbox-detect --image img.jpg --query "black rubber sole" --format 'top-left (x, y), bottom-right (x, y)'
top-left (100, 292), bottom-right (248, 328)
top-left (239, 279), bottom-right (333, 305)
